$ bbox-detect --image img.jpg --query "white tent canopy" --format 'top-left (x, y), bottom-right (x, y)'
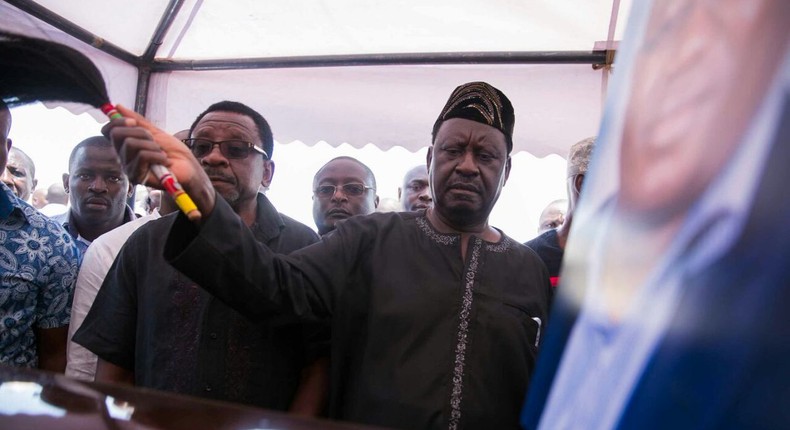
top-left (1, 0), bottom-right (630, 156)
top-left (1, 0), bottom-right (632, 241)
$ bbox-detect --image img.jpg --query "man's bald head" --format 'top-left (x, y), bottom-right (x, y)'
top-left (537, 199), bottom-right (567, 234)
top-left (312, 156), bottom-right (377, 190)
top-left (46, 183), bottom-right (69, 205)
top-left (2, 147), bottom-right (37, 200)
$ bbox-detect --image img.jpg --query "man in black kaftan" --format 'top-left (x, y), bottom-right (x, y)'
top-left (107, 82), bottom-right (551, 430)
top-left (76, 101), bottom-right (328, 414)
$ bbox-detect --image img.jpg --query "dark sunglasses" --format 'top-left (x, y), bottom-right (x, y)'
top-left (182, 138), bottom-right (268, 160)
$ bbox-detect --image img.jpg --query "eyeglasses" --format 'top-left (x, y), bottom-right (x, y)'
top-left (405, 182), bottom-right (428, 193)
top-left (314, 183), bottom-right (375, 198)
top-left (182, 138), bottom-right (269, 160)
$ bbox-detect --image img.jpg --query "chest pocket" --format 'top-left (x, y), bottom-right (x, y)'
top-left (502, 301), bottom-right (542, 348)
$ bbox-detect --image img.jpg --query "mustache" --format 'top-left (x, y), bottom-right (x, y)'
top-left (203, 167), bottom-right (236, 183)
top-left (447, 181), bottom-right (480, 193)
top-left (325, 207), bottom-right (351, 216)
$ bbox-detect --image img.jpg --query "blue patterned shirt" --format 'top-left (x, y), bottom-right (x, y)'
top-left (0, 183), bottom-right (80, 368)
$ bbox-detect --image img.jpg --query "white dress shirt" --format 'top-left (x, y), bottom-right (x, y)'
top-left (66, 211), bottom-right (161, 381)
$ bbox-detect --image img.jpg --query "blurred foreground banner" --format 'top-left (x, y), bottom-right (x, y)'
top-left (523, 1), bottom-right (790, 429)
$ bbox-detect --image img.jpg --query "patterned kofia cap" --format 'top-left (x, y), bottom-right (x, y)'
top-left (567, 136), bottom-right (596, 177)
top-left (432, 81), bottom-right (515, 152)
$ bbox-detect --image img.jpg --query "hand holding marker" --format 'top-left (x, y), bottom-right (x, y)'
top-left (0, 31), bottom-right (201, 221)
top-left (100, 103), bottom-right (200, 221)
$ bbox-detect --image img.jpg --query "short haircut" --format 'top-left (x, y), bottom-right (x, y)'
top-left (189, 101), bottom-right (274, 160)
top-left (9, 146), bottom-right (35, 179)
top-left (314, 156), bottom-right (377, 190)
top-left (68, 136), bottom-right (113, 172)
top-left (402, 164), bottom-right (428, 187)
top-left (567, 137), bottom-right (596, 178)
top-left (46, 183), bottom-right (68, 204)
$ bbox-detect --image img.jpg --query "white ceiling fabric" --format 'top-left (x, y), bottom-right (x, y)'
top-left (29, 0), bottom-right (631, 57)
top-left (1, 0), bottom-right (631, 156)
top-left (148, 64), bottom-right (603, 156)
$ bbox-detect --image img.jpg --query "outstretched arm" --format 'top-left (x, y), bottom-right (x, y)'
top-left (164, 196), bottom-right (347, 321)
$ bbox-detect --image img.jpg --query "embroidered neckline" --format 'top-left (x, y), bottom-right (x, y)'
top-left (485, 236), bottom-right (512, 253)
top-left (416, 216), bottom-right (458, 246)
top-left (417, 214), bottom-right (512, 253)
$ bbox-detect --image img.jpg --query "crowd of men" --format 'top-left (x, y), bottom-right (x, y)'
top-left (4, 1), bottom-right (788, 428)
top-left (0, 81), bottom-right (573, 429)
top-left (5, 12), bottom-right (785, 423)
top-left (88, 82), bottom-right (551, 429)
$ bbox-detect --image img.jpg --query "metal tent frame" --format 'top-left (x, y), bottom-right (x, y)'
top-left (7, 0), bottom-right (618, 116)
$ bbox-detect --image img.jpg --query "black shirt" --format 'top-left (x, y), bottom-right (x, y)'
top-left (74, 194), bottom-right (325, 410)
top-left (165, 199), bottom-right (551, 429)
top-left (525, 229), bottom-right (563, 281)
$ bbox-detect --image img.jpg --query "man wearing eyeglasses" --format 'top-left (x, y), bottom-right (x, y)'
top-left (103, 83), bottom-right (551, 430)
top-left (74, 101), bottom-right (329, 415)
top-left (312, 156), bottom-right (379, 236)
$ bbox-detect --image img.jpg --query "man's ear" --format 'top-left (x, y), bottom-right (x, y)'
top-left (503, 155), bottom-right (512, 185)
top-left (126, 182), bottom-right (134, 198)
top-left (6, 138), bottom-right (12, 150)
top-left (374, 195), bottom-right (380, 209)
top-left (62, 173), bottom-right (69, 193)
top-left (261, 160), bottom-right (275, 188)
top-left (426, 147), bottom-right (433, 171)
top-left (397, 187), bottom-right (402, 201)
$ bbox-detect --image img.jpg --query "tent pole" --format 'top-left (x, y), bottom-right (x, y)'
top-left (141, 0), bottom-right (186, 62)
top-left (153, 51), bottom-right (609, 71)
top-left (134, 66), bottom-right (152, 116)
top-left (137, 0), bottom-right (186, 119)
top-left (600, 0), bottom-right (623, 108)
